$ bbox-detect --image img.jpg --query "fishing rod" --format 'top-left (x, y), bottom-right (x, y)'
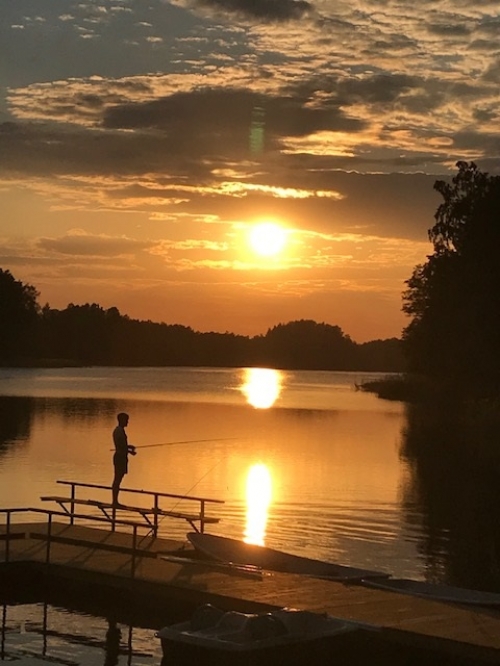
top-left (137, 436), bottom-right (241, 450)
top-left (109, 436), bottom-right (241, 452)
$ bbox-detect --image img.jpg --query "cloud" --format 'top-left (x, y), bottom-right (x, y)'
top-left (0, 118), bottom-right (443, 244)
top-left (102, 87), bottom-right (366, 155)
top-left (171, 0), bottom-right (314, 22)
top-left (3, 0), bottom-right (500, 342)
top-left (37, 230), bottom-right (152, 257)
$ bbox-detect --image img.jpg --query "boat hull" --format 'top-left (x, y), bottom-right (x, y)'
top-left (361, 578), bottom-right (500, 607)
top-left (159, 631), bottom-right (359, 666)
top-left (187, 532), bottom-right (389, 581)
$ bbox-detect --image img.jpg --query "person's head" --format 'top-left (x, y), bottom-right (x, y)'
top-left (117, 412), bottom-right (129, 427)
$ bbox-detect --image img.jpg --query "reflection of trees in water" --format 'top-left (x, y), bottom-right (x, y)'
top-left (400, 400), bottom-right (500, 591)
top-left (39, 397), bottom-right (119, 423)
top-left (0, 396), bottom-right (120, 455)
top-left (0, 396), bottom-right (35, 454)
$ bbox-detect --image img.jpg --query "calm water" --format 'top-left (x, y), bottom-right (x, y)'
top-left (1, 602), bottom-right (162, 666)
top-left (0, 367), bottom-right (410, 573)
top-left (1, 366), bottom-right (500, 664)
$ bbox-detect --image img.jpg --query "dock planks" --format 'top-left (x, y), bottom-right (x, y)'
top-left (1, 522), bottom-right (500, 663)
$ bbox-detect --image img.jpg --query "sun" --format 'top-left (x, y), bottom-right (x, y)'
top-left (249, 222), bottom-right (287, 257)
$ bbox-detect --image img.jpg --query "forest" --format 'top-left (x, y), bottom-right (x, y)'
top-left (0, 270), bottom-right (403, 371)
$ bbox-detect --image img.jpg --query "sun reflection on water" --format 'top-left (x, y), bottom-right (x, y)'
top-left (240, 368), bottom-right (282, 408)
top-left (244, 462), bottom-right (272, 545)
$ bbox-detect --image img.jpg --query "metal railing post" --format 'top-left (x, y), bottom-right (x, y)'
top-left (46, 513), bottom-right (52, 565)
top-left (70, 483), bottom-right (76, 526)
top-left (5, 511), bottom-right (10, 563)
top-left (200, 500), bottom-right (206, 533)
top-left (153, 493), bottom-right (159, 537)
top-left (131, 525), bottom-right (137, 579)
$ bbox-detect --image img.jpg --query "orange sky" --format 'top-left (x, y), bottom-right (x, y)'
top-left (1, 0), bottom-right (498, 342)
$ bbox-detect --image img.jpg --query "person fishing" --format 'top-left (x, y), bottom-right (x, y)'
top-left (112, 412), bottom-right (136, 507)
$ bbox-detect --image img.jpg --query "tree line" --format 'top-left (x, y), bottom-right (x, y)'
top-left (0, 269), bottom-right (403, 371)
top-left (402, 161), bottom-right (500, 393)
top-left (6, 159), bottom-right (495, 380)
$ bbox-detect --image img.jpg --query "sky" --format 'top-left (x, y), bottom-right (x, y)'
top-left (1, 0), bottom-right (500, 343)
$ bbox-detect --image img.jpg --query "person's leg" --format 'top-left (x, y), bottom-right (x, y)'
top-left (112, 468), bottom-right (125, 505)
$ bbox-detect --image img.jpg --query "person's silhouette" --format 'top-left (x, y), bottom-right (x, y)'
top-left (111, 412), bottom-right (136, 506)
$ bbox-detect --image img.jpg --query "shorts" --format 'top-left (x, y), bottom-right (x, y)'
top-left (113, 453), bottom-right (128, 476)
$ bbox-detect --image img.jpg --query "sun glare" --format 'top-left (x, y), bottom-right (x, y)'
top-left (244, 463), bottom-right (272, 545)
top-left (249, 222), bottom-right (287, 257)
top-left (240, 368), bottom-right (282, 408)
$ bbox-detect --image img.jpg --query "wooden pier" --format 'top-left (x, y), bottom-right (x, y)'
top-left (2, 485), bottom-right (500, 664)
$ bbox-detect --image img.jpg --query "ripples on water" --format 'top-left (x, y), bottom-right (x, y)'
top-left (0, 367), bottom-right (439, 580)
top-left (0, 602), bottom-right (162, 666)
top-left (2, 366), bottom-right (500, 607)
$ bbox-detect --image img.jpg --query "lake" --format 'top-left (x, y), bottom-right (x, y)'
top-left (1, 365), bottom-right (500, 596)
top-left (0, 600), bottom-right (163, 666)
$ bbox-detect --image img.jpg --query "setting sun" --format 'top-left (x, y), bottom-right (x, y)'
top-left (249, 222), bottom-right (288, 257)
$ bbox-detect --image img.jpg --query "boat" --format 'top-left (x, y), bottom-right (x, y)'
top-left (156, 603), bottom-right (373, 666)
top-left (361, 577), bottom-right (500, 607)
top-left (187, 532), bottom-right (389, 581)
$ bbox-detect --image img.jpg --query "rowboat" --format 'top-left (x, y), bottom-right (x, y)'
top-left (187, 532), bottom-right (389, 581)
top-left (361, 577), bottom-right (500, 607)
top-left (156, 604), bottom-right (373, 666)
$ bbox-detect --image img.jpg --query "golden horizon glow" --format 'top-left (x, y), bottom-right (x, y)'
top-left (249, 222), bottom-right (288, 257)
top-left (244, 463), bottom-right (272, 546)
top-left (240, 367), bottom-right (282, 408)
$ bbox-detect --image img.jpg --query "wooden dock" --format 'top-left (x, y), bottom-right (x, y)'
top-left (2, 521), bottom-right (500, 664)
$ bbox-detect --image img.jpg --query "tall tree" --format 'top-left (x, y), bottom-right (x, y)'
top-left (0, 269), bottom-right (40, 364)
top-left (402, 162), bottom-right (500, 386)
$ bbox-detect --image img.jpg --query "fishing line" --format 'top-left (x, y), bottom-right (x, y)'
top-left (150, 457), bottom-right (226, 536)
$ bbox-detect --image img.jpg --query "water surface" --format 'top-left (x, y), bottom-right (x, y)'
top-left (1, 366), bottom-right (499, 594)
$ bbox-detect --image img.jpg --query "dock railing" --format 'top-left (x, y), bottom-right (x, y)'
top-left (0, 507), bottom-right (144, 578)
top-left (41, 480), bottom-right (224, 536)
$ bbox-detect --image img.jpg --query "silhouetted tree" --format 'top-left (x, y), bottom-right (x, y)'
top-left (40, 303), bottom-right (113, 364)
top-left (259, 319), bottom-right (357, 370)
top-left (0, 269), bottom-right (40, 364)
top-left (403, 162), bottom-right (500, 388)
top-left (357, 338), bottom-right (405, 372)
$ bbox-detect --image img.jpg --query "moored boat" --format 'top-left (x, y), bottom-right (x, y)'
top-left (187, 532), bottom-right (389, 581)
top-left (361, 577), bottom-right (500, 607)
top-left (156, 604), bottom-right (372, 666)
